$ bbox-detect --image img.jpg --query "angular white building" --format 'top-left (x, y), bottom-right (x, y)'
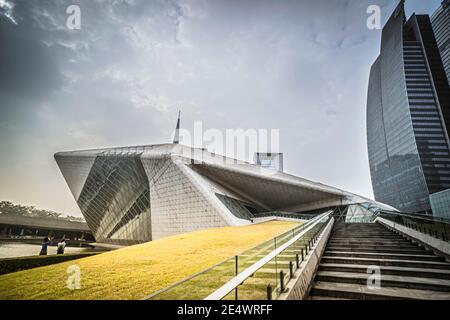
top-left (55, 144), bottom-right (393, 245)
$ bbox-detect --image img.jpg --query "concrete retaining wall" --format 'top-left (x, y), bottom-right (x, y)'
top-left (376, 217), bottom-right (450, 261)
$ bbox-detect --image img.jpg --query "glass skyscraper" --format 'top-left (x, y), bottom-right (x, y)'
top-left (432, 0), bottom-right (450, 85)
top-left (367, 1), bottom-right (450, 213)
top-left (430, 188), bottom-right (450, 219)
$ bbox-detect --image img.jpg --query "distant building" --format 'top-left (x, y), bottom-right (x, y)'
top-left (431, 0), bottom-right (450, 85)
top-left (430, 189), bottom-right (450, 219)
top-left (367, 1), bottom-right (450, 213)
top-left (0, 214), bottom-right (94, 241)
top-left (254, 152), bottom-right (284, 172)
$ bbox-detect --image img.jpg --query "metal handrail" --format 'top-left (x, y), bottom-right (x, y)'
top-left (204, 211), bottom-right (331, 300)
top-left (254, 211), bottom-right (317, 220)
top-left (378, 210), bottom-right (450, 224)
top-left (376, 210), bottom-right (450, 243)
top-left (144, 209), bottom-right (330, 300)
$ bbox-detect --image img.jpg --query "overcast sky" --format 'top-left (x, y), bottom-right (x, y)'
top-left (0, 0), bottom-right (443, 216)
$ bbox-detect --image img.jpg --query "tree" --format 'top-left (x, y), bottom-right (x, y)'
top-left (0, 201), bottom-right (85, 222)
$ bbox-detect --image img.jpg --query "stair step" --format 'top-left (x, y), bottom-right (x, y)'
top-left (332, 231), bottom-right (402, 234)
top-left (332, 230), bottom-right (394, 233)
top-left (309, 296), bottom-right (353, 300)
top-left (325, 247), bottom-right (430, 255)
top-left (330, 238), bottom-right (406, 242)
top-left (324, 251), bottom-right (444, 262)
top-left (309, 222), bottom-right (450, 300)
top-left (329, 237), bottom-right (413, 241)
top-left (310, 281), bottom-right (450, 300)
top-left (319, 263), bottom-right (450, 280)
top-left (326, 243), bottom-right (420, 249)
top-left (316, 271), bottom-right (450, 292)
top-left (331, 235), bottom-right (401, 238)
top-left (328, 240), bottom-right (413, 245)
top-left (320, 256), bottom-right (450, 269)
top-left (330, 237), bottom-right (406, 241)
top-left (332, 231), bottom-right (398, 233)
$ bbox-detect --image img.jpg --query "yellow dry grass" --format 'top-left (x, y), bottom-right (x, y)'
top-left (0, 220), bottom-right (298, 300)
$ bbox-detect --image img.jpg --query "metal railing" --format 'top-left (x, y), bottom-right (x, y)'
top-left (144, 210), bottom-right (331, 300)
top-left (377, 210), bottom-right (450, 243)
top-left (253, 211), bottom-right (319, 220)
top-left (205, 211), bottom-right (331, 300)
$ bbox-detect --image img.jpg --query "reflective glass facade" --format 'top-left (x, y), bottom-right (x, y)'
top-left (430, 188), bottom-right (450, 219)
top-left (215, 193), bottom-right (262, 220)
top-left (345, 203), bottom-right (382, 223)
top-left (77, 152), bottom-right (151, 245)
top-left (432, 0), bottom-right (450, 85)
top-left (367, 2), bottom-right (450, 213)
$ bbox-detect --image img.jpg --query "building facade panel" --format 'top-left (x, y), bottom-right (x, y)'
top-left (367, 1), bottom-right (450, 213)
top-left (430, 188), bottom-right (450, 219)
top-left (432, 0), bottom-right (450, 85)
top-left (367, 57), bottom-right (392, 205)
top-left (54, 154), bottom-right (96, 201)
top-left (141, 157), bottom-right (229, 240)
top-left (368, 2), bottom-right (431, 213)
top-left (76, 152), bottom-right (151, 245)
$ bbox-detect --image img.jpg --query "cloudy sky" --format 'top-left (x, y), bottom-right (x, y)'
top-left (0, 0), bottom-right (443, 216)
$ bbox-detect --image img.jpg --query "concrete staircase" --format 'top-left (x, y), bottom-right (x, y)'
top-left (309, 223), bottom-right (450, 300)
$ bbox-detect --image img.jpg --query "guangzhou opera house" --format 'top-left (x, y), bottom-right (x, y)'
top-left (55, 143), bottom-right (394, 245)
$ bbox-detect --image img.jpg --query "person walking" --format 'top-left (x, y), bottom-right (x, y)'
top-left (39, 237), bottom-right (50, 255)
top-left (57, 237), bottom-right (66, 254)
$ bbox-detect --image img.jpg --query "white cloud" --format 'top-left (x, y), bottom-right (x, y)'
top-left (0, 0), bottom-right (18, 24)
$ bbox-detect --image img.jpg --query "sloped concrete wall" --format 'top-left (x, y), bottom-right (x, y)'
top-left (376, 217), bottom-right (450, 260)
top-left (142, 157), bottom-right (229, 240)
